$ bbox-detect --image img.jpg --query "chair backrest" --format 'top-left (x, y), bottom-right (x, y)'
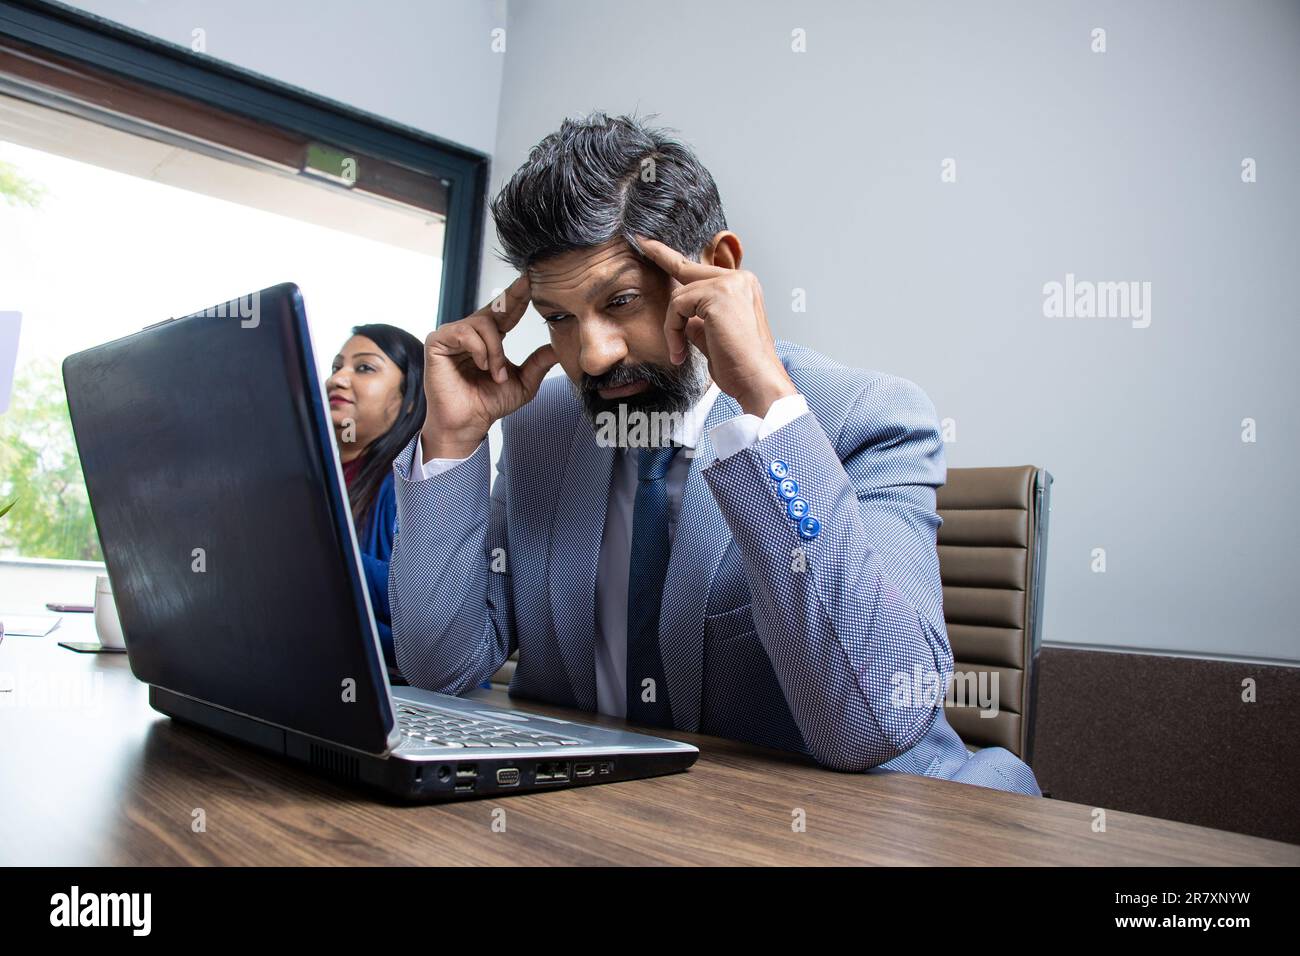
top-left (935, 465), bottom-right (1053, 763)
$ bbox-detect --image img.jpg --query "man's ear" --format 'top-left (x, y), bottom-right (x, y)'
top-left (701, 231), bottom-right (743, 269)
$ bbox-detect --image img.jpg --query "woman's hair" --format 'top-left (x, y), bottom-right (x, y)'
top-left (344, 323), bottom-right (426, 530)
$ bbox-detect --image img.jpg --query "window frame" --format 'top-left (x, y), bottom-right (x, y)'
top-left (0, 0), bottom-right (488, 328)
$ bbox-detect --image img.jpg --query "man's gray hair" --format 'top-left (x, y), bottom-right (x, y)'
top-left (490, 111), bottom-right (728, 271)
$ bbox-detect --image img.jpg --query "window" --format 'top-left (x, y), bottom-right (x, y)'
top-left (0, 1), bottom-right (487, 564)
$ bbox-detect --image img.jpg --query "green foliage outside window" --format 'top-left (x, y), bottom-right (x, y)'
top-left (0, 361), bottom-right (101, 561)
top-left (0, 156), bottom-right (100, 561)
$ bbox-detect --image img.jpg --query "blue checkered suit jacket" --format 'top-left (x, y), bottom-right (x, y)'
top-left (390, 341), bottom-right (1041, 796)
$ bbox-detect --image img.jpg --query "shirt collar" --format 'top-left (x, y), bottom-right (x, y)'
top-left (670, 379), bottom-right (721, 449)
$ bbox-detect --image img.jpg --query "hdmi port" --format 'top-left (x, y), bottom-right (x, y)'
top-left (574, 763), bottom-right (595, 778)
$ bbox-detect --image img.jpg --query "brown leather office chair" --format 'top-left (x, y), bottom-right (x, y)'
top-left (936, 465), bottom-right (1052, 764)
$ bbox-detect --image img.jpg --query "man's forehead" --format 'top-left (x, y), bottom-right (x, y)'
top-left (527, 239), bottom-right (650, 293)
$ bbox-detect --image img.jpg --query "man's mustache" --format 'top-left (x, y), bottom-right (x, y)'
top-left (582, 363), bottom-right (667, 395)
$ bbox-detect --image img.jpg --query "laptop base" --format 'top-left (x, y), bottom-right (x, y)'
top-left (150, 685), bottom-right (698, 802)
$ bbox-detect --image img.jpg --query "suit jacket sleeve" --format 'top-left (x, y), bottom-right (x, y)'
top-left (701, 375), bottom-right (953, 772)
top-left (387, 435), bottom-right (515, 694)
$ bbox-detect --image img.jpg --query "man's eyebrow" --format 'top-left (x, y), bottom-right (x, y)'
top-left (530, 266), bottom-right (644, 313)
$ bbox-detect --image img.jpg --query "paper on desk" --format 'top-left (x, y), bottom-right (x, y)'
top-left (0, 615), bottom-right (62, 637)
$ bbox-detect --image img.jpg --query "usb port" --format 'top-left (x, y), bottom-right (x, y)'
top-left (496, 768), bottom-right (520, 787)
top-left (574, 762), bottom-right (595, 778)
top-left (598, 761), bottom-right (613, 775)
top-left (455, 764), bottom-right (478, 791)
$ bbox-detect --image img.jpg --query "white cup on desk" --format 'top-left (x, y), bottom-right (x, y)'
top-left (93, 575), bottom-right (125, 649)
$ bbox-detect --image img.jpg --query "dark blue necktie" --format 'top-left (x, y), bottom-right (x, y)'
top-left (626, 444), bottom-right (679, 727)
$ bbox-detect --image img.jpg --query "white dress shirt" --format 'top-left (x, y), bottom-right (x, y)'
top-left (410, 381), bottom-right (808, 717)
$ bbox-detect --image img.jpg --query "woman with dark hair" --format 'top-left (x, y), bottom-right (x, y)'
top-left (326, 323), bottom-right (426, 675)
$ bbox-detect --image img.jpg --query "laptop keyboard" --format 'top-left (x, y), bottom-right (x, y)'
top-left (395, 702), bottom-right (587, 749)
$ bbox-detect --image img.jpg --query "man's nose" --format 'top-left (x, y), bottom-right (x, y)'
top-left (577, 318), bottom-right (628, 378)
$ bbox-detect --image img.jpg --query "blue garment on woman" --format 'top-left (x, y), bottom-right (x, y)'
top-left (356, 471), bottom-right (398, 670)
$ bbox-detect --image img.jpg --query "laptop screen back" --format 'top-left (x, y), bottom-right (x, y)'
top-left (62, 283), bottom-right (395, 754)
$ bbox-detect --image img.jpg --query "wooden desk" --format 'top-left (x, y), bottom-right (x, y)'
top-left (2, 620), bottom-right (1296, 866)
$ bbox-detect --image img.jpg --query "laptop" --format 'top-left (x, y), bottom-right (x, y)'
top-left (62, 282), bottom-right (698, 801)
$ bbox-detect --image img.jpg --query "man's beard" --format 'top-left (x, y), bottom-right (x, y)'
top-left (574, 344), bottom-right (710, 438)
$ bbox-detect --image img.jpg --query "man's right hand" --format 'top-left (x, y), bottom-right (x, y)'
top-left (421, 274), bottom-right (557, 462)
